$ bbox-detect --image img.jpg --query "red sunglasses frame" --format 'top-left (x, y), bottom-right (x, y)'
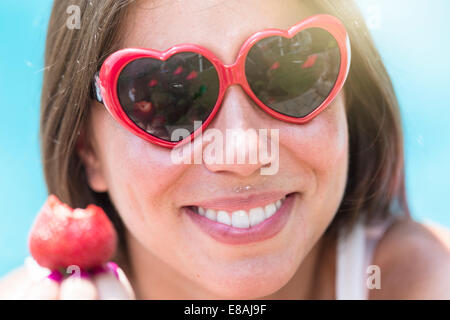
top-left (93, 14), bottom-right (351, 148)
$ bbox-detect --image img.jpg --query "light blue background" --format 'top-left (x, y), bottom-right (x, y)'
top-left (1, 0), bottom-right (449, 277)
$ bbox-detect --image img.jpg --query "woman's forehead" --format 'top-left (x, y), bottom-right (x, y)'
top-left (122, 0), bottom-right (309, 63)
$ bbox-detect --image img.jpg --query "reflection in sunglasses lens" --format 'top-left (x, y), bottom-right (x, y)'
top-left (245, 28), bottom-right (341, 118)
top-left (117, 52), bottom-right (220, 142)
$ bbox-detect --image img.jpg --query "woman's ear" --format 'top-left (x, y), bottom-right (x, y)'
top-left (76, 131), bottom-right (108, 193)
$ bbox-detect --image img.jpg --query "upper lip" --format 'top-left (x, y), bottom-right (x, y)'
top-left (184, 191), bottom-right (294, 212)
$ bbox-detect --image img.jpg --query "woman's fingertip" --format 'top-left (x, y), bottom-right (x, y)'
top-left (91, 262), bottom-right (135, 299)
top-left (114, 265), bottom-right (136, 299)
top-left (25, 278), bottom-right (60, 300)
top-left (24, 256), bottom-right (46, 279)
top-left (106, 261), bottom-right (120, 280)
top-left (60, 276), bottom-right (98, 300)
top-left (24, 256), bottom-right (60, 284)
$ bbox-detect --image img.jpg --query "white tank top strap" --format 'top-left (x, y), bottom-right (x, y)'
top-left (335, 214), bottom-right (396, 300)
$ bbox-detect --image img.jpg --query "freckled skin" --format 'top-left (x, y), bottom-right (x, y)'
top-left (83, 0), bottom-right (349, 299)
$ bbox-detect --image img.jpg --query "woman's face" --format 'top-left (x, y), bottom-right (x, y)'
top-left (83, 0), bottom-right (349, 298)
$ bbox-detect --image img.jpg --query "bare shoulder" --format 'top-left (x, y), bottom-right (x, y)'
top-left (0, 266), bottom-right (30, 299)
top-left (370, 217), bottom-right (450, 299)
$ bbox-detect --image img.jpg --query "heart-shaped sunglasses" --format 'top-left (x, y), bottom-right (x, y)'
top-left (91, 14), bottom-right (351, 148)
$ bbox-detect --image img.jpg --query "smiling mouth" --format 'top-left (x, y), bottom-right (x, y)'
top-left (187, 195), bottom-right (287, 229)
top-left (183, 193), bottom-right (297, 245)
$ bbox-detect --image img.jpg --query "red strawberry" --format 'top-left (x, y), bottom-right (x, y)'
top-left (28, 195), bottom-right (117, 270)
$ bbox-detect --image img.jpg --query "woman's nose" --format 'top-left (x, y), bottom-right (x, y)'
top-left (201, 85), bottom-right (275, 177)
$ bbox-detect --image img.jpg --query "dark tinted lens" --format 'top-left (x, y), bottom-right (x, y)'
top-left (117, 52), bottom-right (220, 142)
top-left (245, 28), bottom-right (340, 118)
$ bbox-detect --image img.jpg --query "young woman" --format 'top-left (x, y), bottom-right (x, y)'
top-left (1, 0), bottom-right (449, 299)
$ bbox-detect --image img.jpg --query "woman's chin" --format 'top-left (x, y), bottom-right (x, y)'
top-left (208, 281), bottom-right (289, 300)
top-left (195, 264), bottom-right (296, 299)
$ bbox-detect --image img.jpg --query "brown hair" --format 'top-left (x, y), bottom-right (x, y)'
top-left (40, 0), bottom-right (410, 264)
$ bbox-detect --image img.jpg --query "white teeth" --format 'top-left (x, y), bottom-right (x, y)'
top-left (217, 210), bottom-right (231, 226)
top-left (275, 200), bottom-right (282, 210)
top-left (264, 203), bottom-right (277, 219)
top-left (249, 207), bottom-right (265, 227)
top-left (231, 210), bottom-right (250, 229)
top-left (194, 195), bottom-right (288, 228)
top-left (205, 209), bottom-right (217, 221)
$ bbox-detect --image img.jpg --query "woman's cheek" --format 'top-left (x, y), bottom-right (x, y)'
top-left (92, 108), bottom-right (185, 234)
top-left (292, 98), bottom-right (348, 170)
top-left (311, 100), bottom-right (349, 228)
top-left (281, 97), bottom-right (349, 225)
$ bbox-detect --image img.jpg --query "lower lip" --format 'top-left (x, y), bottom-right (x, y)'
top-left (183, 193), bottom-right (296, 245)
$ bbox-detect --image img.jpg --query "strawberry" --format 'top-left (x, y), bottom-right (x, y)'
top-left (28, 195), bottom-right (117, 271)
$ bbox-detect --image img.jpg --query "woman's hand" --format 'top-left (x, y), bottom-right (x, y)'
top-left (5, 257), bottom-right (135, 300)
